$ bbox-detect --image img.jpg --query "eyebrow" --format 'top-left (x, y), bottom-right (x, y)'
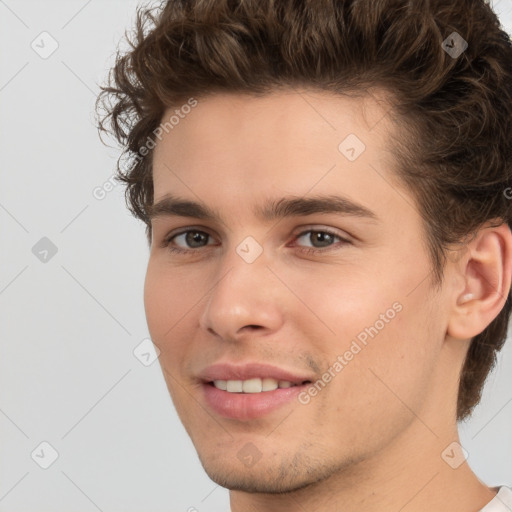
top-left (147, 194), bottom-right (378, 223)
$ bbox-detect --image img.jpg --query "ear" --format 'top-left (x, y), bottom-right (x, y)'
top-left (447, 222), bottom-right (512, 340)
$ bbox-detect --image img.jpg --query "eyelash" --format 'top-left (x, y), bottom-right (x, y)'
top-left (161, 227), bottom-right (351, 256)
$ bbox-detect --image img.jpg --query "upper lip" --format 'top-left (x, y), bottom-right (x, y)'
top-left (198, 362), bottom-right (315, 384)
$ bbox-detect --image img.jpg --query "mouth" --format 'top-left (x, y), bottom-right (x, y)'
top-left (198, 362), bottom-right (315, 420)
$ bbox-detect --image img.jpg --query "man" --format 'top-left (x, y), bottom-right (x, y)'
top-left (97, 0), bottom-right (512, 510)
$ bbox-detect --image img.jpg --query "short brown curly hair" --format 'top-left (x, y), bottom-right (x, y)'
top-left (96, 0), bottom-right (512, 421)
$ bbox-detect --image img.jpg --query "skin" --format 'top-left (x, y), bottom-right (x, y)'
top-left (144, 88), bottom-right (512, 512)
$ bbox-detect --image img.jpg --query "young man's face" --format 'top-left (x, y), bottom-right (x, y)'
top-left (145, 89), bottom-right (462, 493)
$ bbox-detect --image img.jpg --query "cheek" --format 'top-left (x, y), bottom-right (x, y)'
top-left (351, 303), bottom-right (439, 428)
top-left (285, 262), bottom-right (399, 343)
top-left (143, 264), bottom-right (199, 406)
top-left (144, 265), bottom-right (172, 338)
top-left (286, 259), bottom-right (440, 408)
top-left (305, 316), bottom-right (438, 456)
top-left (143, 261), bottom-right (196, 361)
top-left (144, 260), bottom-right (205, 336)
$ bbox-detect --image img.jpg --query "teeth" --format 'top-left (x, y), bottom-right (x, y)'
top-left (243, 378), bottom-right (262, 393)
top-left (213, 378), bottom-right (298, 393)
top-left (226, 380), bottom-right (243, 392)
top-left (262, 377), bottom-right (278, 391)
top-left (214, 380), bottom-right (227, 391)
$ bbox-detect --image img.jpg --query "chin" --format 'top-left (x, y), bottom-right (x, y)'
top-left (202, 463), bottom-right (317, 493)
top-left (195, 444), bottom-right (348, 494)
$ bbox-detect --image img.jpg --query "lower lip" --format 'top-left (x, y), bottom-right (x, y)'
top-left (202, 383), bottom-right (308, 420)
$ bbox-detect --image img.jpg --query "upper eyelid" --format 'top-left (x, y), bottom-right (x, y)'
top-left (163, 225), bottom-right (216, 241)
top-left (165, 225), bottom-right (345, 238)
top-left (165, 223), bottom-right (348, 235)
top-left (295, 227), bottom-right (347, 238)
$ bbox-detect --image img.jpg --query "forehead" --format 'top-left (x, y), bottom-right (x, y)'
top-left (151, 88), bottom-right (412, 222)
top-left (153, 88), bottom-right (395, 168)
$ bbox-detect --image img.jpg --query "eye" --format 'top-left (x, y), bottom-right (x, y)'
top-left (161, 227), bottom-right (350, 256)
top-left (164, 229), bottom-right (216, 253)
top-left (293, 229), bottom-right (350, 253)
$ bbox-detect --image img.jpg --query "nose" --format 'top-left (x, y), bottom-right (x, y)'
top-left (198, 249), bottom-right (284, 342)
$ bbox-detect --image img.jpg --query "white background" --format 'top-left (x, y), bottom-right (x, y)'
top-left (1, 1), bottom-right (511, 511)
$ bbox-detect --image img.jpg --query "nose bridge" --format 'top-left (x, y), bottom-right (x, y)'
top-left (199, 242), bottom-right (283, 337)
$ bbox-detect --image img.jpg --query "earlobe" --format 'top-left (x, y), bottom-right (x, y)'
top-left (447, 223), bottom-right (512, 340)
